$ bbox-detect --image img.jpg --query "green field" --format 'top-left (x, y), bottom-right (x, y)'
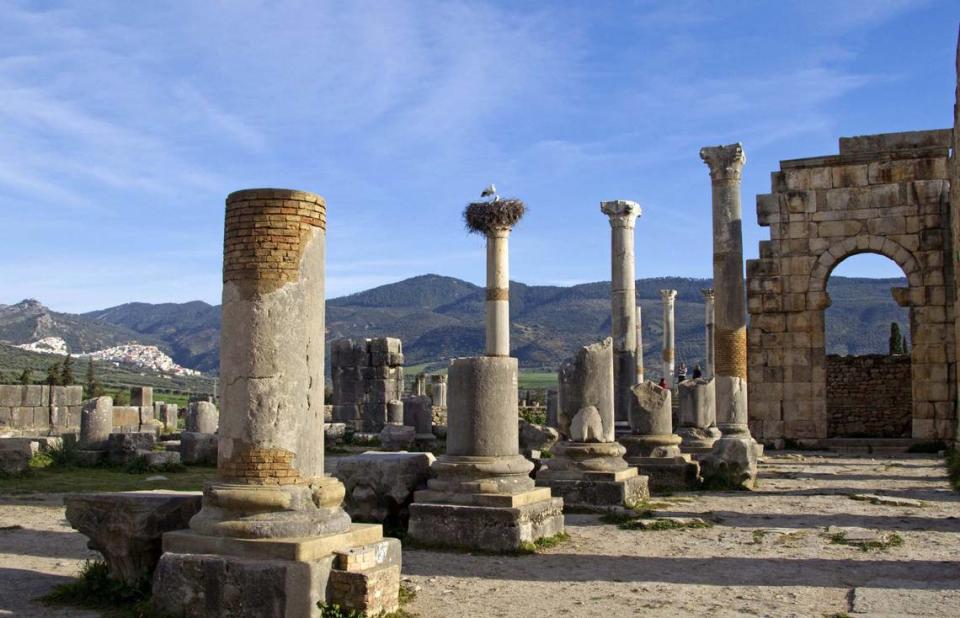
top-left (518, 371), bottom-right (557, 390)
top-left (0, 465), bottom-right (215, 495)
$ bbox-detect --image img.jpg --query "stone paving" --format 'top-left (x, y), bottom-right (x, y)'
top-left (1, 452), bottom-right (959, 616)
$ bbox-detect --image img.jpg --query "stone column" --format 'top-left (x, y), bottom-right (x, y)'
top-left (700, 145), bottom-right (750, 437)
top-left (601, 200), bottom-right (642, 425)
top-left (414, 373), bottom-right (426, 397)
top-left (430, 374), bottom-right (448, 408)
top-left (636, 305), bottom-right (645, 384)
top-left (486, 226), bottom-right (512, 356)
top-left (702, 288), bottom-right (716, 379)
top-left (154, 189), bottom-right (401, 617)
top-left (660, 290), bottom-right (677, 389)
top-left (189, 189), bottom-right (348, 539)
top-left (187, 401), bottom-right (219, 434)
top-left (700, 144), bottom-right (760, 488)
top-left (408, 196), bottom-right (562, 551)
top-left (80, 396), bottom-right (113, 450)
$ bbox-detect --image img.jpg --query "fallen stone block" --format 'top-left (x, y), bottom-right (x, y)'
top-left (519, 419), bottom-right (560, 453)
top-left (379, 424), bottom-right (415, 451)
top-left (138, 450), bottom-right (181, 467)
top-left (0, 438), bottom-right (36, 475)
top-left (106, 432), bottom-right (157, 465)
top-left (334, 451), bottom-right (435, 524)
top-left (325, 422), bottom-right (347, 444)
top-left (64, 491), bottom-right (202, 585)
top-left (179, 432), bottom-right (217, 465)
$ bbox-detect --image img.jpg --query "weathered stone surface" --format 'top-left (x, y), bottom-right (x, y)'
top-left (324, 422), bottom-right (347, 444)
top-left (0, 438), bottom-right (35, 475)
top-left (402, 395), bottom-right (433, 440)
top-left (186, 401), bottom-right (218, 434)
top-left (331, 337), bottom-right (405, 433)
top-left (141, 451), bottom-right (181, 467)
top-left (160, 403), bottom-right (179, 433)
top-left (179, 432), bottom-right (217, 465)
top-left (408, 497), bottom-right (564, 552)
top-left (106, 432), bottom-right (157, 465)
top-left (519, 419), bottom-right (559, 453)
top-left (628, 382), bottom-right (672, 436)
top-left (378, 424), bottom-right (415, 451)
top-left (849, 493), bottom-right (924, 508)
top-left (334, 452), bottom-right (435, 523)
top-left (700, 436), bottom-right (760, 490)
top-left (570, 406), bottom-right (604, 442)
top-left (130, 387), bottom-right (153, 408)
top-left (154, 532), bottom-right (401, 617)
top-left (64, 491), bottom-right (201, 585)
top-left (557, 338), bottom-right (615, 441)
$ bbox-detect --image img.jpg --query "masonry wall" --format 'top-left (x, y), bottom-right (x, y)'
top-left (0, 385), bottom-right (83, 433)
top-left (826, 354), bottom-right (912, 438)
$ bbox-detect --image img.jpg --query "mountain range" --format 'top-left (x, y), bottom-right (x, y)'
top-left (0, 274), bottom-right (910, 379)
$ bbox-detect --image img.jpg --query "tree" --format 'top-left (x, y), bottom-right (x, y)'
top-left (889, 322), bottom-right (905, 356)
top-left (60, 354), bottom-right (75, 385)
top-left (85, 358), bottom-right (104, 399)
top-left (46, 363), bottom-right (61, 386)
top-left (18, 368), bottom-right (32, 385)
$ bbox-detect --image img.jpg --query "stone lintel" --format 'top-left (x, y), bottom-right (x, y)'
top-left (413, 487), bottom-right (553, 508)
top-left (779, 146), bottom-right (950, 170)
top-left (162, 523), bottom-right (384, 562)
top-left (838, 129), bottom-right (952, 155)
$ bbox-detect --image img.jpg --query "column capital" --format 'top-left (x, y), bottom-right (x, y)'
top-left (701, 288), bottom-right (715, 301)
top-left (659, 289), bottom-right (677, 302)
top-left (699, 143), bottom-right (746, 183)
top-left (601, 199), bottom-right (642, 228)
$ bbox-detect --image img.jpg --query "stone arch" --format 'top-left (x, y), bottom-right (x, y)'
top-left (745, 130), bottom-right (956, 444)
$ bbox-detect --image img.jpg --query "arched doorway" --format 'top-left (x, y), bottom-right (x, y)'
top-left (824, 254), bottom-right (912, 438)
top-left (745, 129), bottom-right (956, 444)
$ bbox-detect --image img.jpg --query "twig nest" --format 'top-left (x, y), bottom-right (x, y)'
top-left (464, 199), bottom-right (526, 235)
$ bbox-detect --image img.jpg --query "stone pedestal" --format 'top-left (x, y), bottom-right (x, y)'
top-left (152, 188), bottom-right (398, 617)
top-left (540, 337), bottom-right (647, 508)
top-left (408, 356), bottom-right (563, 552)
top-left (187, 401), bottom-right (219, 434)
top-left (620, 382), bottom-right (699, 492)
top-left (403, 395), bottom-right (436, 446)
top-left (677, 377), bottom-right (721, 454)
top-left (700, 144), bottom-right (759, 489)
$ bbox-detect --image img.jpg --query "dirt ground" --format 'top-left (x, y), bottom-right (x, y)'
top-left (1, 452), bottom-right (958, 617)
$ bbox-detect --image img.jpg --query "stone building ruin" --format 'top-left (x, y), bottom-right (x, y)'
top-left (330, 337), bottom-right (404, 432)
top-left (747, 129), bottom-right (957, 444)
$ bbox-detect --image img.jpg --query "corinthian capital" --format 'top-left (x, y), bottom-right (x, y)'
top-left (659, 289), bottom-right (677, 303)
top-left (700, 143), bottom-right (746, 183)
top-left (701, 288), bottom-right (715, 301)
top-left (600, 199), bottom-right (641, 228)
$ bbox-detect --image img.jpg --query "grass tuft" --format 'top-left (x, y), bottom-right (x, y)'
top-left (40, 560), bottom-right (160, 617)
top-left (827, 531), bottom-right (904, 552)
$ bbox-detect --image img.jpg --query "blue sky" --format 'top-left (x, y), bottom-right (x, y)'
top-left (0, 0), bottom-right (956, 313)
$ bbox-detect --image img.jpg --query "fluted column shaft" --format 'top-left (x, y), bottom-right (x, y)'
top-left (660, 290), bottom-right (677, 388)
top-left (601, 200), bottom-right (642, 423)
top-left (702, 288), bottom-right (716, 380)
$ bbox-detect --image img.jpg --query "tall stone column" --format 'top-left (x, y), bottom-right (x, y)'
top-left (155, 189), bottom-right (401, 616)
top-left (636, 305), bottom-right (645, 384)
top-left (660, 290), bottom-right (677, 388)
top-left (486, 226), bottom-right (512, 356)
top-left (702, 288), bottom-right (716, 379)
top-left (700, 144), bottom-right (760, 489)
top-left (601, 200), bottom-right (641, 425)
top-left (408, 195), bottom-right (563, 552)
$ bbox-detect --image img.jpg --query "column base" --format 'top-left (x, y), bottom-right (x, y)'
top-left (153, 524), bottom-right (400, 618)
top-left (619, 434), bottom-right (698, 492)
top-left (677, 426), bottom-right (722, 454)
top-left (189, 478), bottom-right (351, 539)
top-left (536, 468), bottom-right (649, 511)
top-left (407, 489), bottom-right (564, 553)
top-left (699, 435), bottom-right (762, 490)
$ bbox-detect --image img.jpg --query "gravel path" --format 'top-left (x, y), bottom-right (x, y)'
top-left (1, 452), bottom-right (958, 617)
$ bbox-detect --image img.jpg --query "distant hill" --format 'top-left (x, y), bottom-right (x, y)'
top-left (0, 274), bottom-right (910, 379)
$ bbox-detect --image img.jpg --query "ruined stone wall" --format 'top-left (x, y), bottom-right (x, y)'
top-left (0, 385), bottom-right (83, 432)
top-left (747, 129), bottom-right (956, 442)
top-left (330, 337), bottom-right (404, 432)
top-left (826, 355), bottom-right (912, 438)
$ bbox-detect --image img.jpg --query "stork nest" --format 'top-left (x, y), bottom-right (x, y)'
top-left (463, 199), bottom-right (526, 235)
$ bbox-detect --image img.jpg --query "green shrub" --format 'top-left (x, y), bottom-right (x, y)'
top-left (42, 560), bottom-right (149, 611)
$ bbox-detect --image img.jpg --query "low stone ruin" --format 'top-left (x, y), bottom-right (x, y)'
top-left (331, 336), bottom-right (405, 432)
top-left (334, 451), bottom-right (435, 525)
top-left (538, 338), bottom-right (649, 509)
